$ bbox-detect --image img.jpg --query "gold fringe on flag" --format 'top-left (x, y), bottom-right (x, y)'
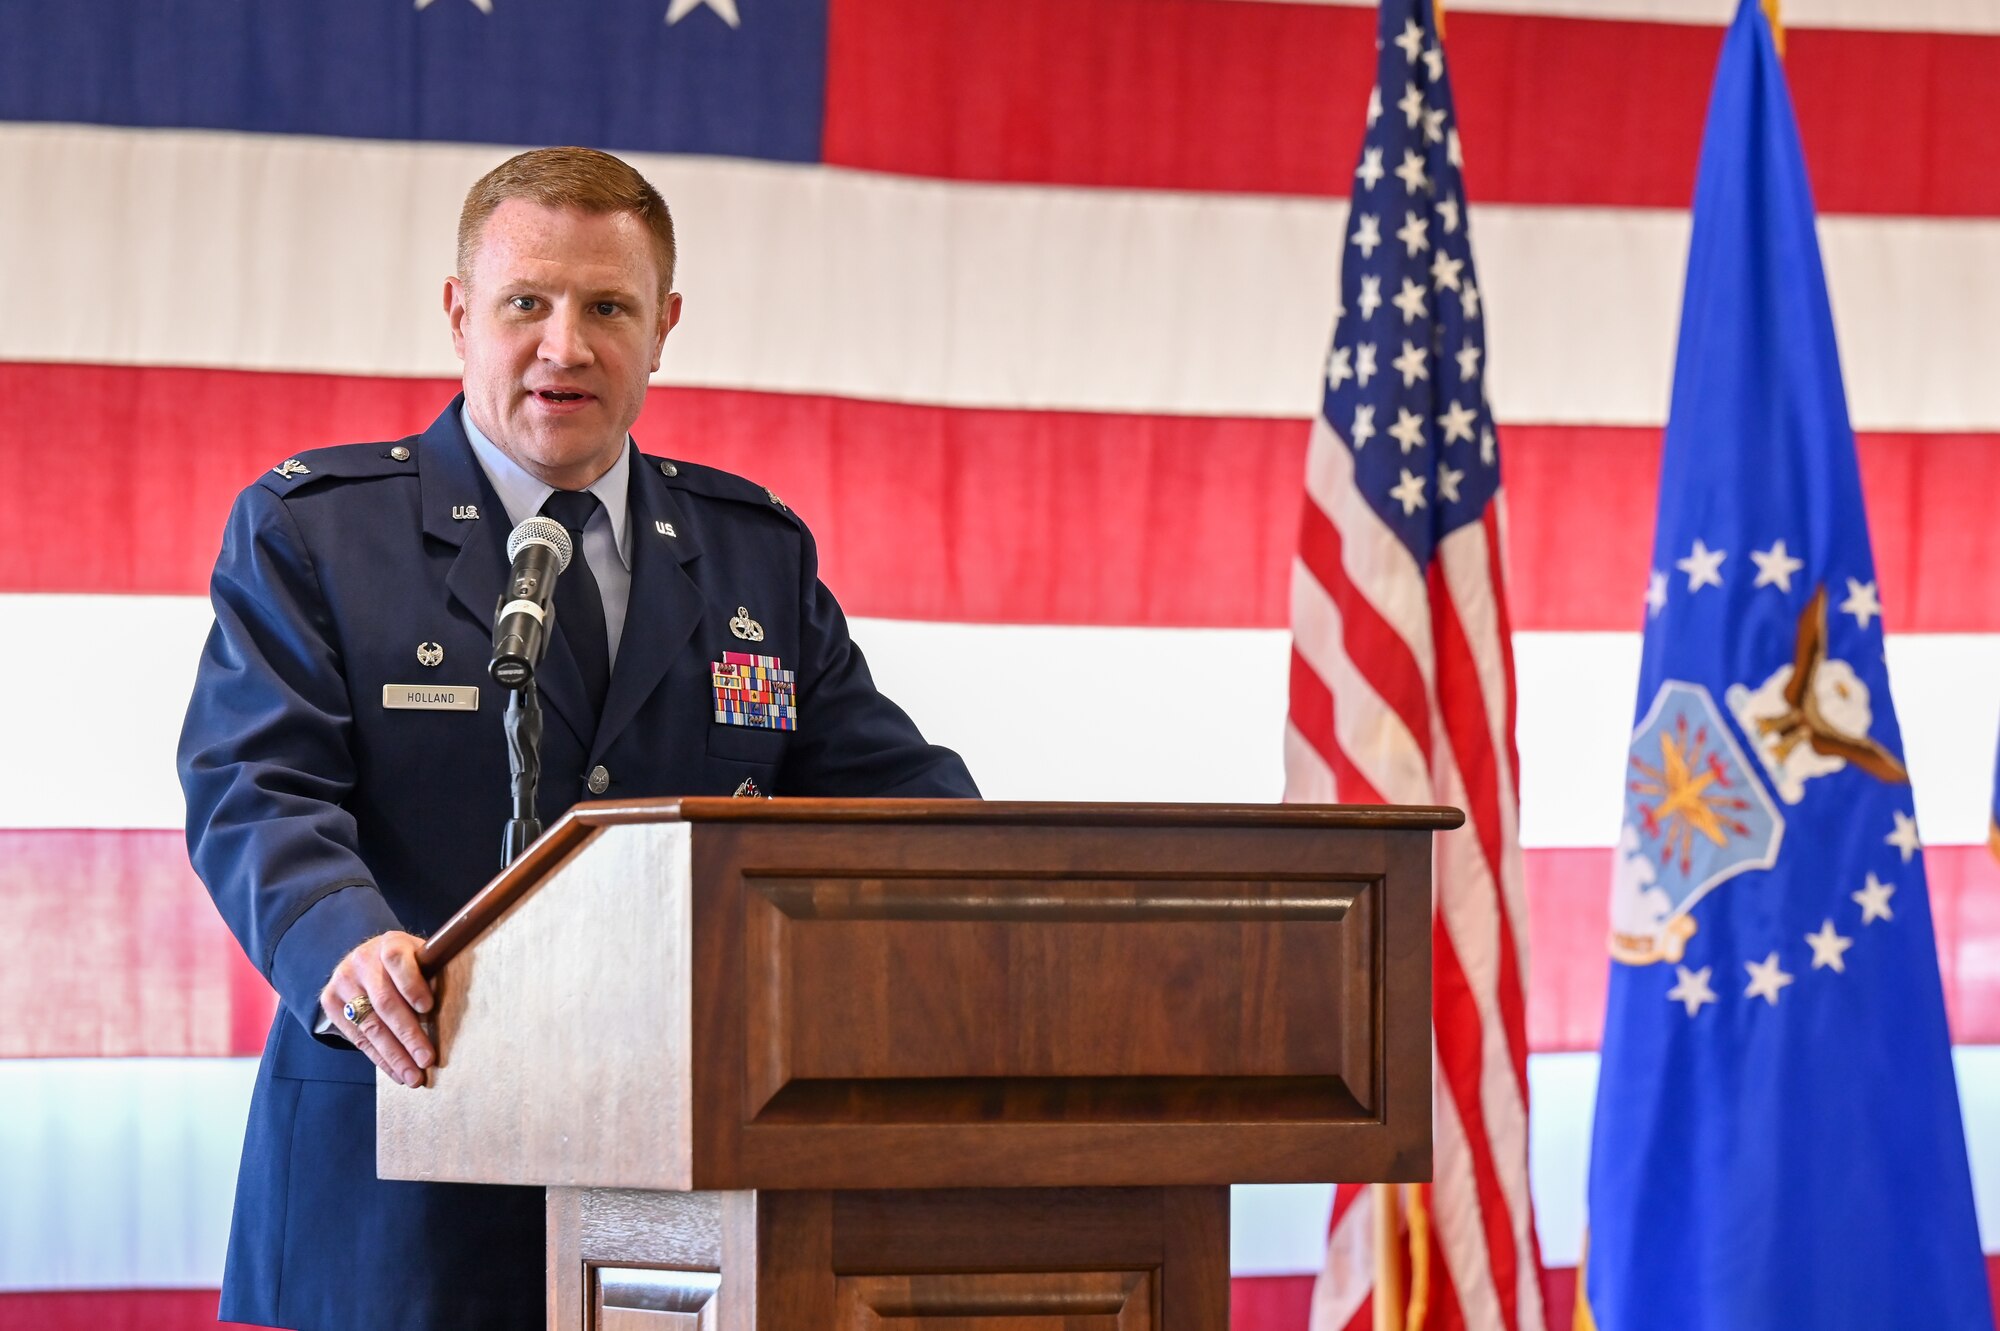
top-left (1761, 0), bottom-right (1786, 56)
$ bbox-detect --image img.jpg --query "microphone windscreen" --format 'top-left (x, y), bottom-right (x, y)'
top-left (505, 516), bottom-right (573, 571)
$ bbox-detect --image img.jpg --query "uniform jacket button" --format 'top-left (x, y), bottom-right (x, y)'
top-left (586, 765), bottom-right (610, 795)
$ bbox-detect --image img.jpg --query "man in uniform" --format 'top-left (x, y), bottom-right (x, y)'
top-left (178, 146), bottom-right (976, 1330)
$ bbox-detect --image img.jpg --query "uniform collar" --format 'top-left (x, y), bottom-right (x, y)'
top-left (459, 404), bottom-right (634, 571)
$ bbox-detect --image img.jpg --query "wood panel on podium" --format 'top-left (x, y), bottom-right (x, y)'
top-left (374, 798), bottom-right (1457, 1330)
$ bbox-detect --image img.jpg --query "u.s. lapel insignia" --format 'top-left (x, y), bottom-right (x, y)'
top-left (729, 606), bottom-right (765, 642)
top-left (416, 641), bottom-right (443, 668)
top-left (272, 458), bottom-right (310, 479)
top-left (451, 504), bottom-right (479, 521)
top-left (656, 520), bottom-right (677, 538)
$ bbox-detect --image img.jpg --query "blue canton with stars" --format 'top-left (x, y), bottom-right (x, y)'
top-left (1324, 0), bottom-right (1496, 569)
top-left (1583, 6), bottom-right (1992, 1330)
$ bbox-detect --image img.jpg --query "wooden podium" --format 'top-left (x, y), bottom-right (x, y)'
top-left (376, 798), bottom-right (1456, 1329)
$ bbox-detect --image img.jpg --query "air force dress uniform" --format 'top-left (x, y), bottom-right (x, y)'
top-left (178, 400), bottom-right (977, 1330)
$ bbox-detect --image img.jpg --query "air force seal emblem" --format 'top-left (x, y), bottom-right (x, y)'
top-left (1610, 680), bottom-right (1784, 965)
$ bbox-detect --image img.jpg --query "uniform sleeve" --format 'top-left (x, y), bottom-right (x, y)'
top-left (177, 485), bottom-right (404, 1033)
top-left (779, 522), bottom-right (979, 799)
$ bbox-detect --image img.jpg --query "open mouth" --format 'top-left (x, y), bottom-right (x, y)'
top-left (536, 390), bottom-right (589, 403)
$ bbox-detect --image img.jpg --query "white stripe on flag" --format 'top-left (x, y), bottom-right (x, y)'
top-left (8, 594), bottom-right (2000, 847)
top-left (4, 125), bottom-right (2000, 431)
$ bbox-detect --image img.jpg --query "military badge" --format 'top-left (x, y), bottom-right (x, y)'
top-left (711, 652), bottom-right (797, 731)
top-left (1610, 679), bottom-right (1783, 965)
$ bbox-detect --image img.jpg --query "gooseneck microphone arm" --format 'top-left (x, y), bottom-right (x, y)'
top-left (491, 517), bottom-right (573, 867)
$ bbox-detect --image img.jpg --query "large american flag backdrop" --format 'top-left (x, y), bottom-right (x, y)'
top-left (1, 1), bottom-right (1997, 1328)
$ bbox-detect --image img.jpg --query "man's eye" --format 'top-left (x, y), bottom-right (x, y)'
top-left (593, 301), bottom-right (622, 316)
top-left (509, 296), bottom-right (537, 312)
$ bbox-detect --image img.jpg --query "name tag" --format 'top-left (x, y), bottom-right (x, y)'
top-left (383, 684), bottom-right (480, 711)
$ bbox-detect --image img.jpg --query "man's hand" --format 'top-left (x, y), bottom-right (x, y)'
top-left (320, 931), bottom-right (434, 1087)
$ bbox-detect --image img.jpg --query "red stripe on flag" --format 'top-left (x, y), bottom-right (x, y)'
top-left (825, 0), bottom-right (2000, 216)
top-left (1430, 912), bottom-right (1525, 1331)
top-left (1286, 647), bottom-right (1387, 806)
top-left (10, 829), bottom-right (2000, 1059)
top-left (0, 829), bottom-right (273, 1058)
top-left (1430, 561), bottom-right (1530, 1096)
top-left (7, 365), bottom-right (2000, 633)
top-left (1300, 499), bottom-right (1435, 759)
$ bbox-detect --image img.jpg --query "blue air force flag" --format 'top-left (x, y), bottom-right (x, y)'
top-left (1580, 4), bottom-right (1993, 1328)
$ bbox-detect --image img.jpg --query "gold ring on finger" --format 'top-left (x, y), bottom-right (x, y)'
top-left (343, 993), bottom-right (374, 1025)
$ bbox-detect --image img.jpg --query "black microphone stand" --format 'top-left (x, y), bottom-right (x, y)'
top-left (500, 681), bottom-right (543, 868)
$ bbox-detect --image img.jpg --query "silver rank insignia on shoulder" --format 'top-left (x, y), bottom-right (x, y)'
top-left (764, 487), bottom-right (787, 511)
top-left (730, 606), bottom-right (765, 642)
top-left (416, 641), bottom-right (443, 667)
top-left (272, 459), bottom-right (310, 479)
top-left (656, 520), bottom-right (677, 538)
top-left (452, 504), bottom-right (479, 520)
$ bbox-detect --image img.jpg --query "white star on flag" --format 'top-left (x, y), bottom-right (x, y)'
top-left (1397, 83), bottom-right (1426, 129)
top-left (1646, 570), bottom-right (1668, 616)
top-left (1392, 277), bottom-right (1429, 323)
top-left (1350, 404), bottom-right (1377, 449)
top-left (666, 0), bottom-right (740, 24)
top-left (1744, 952), bottom-right (1795, 1005)
top-left (1667, 965), bottom-right (1718, 1017)
top-left (1840, 577), bottom-right (1883, 629)
top-left (1461, 280), bottom-right (1480, 319)
top-left (1394, 149), bottom-right (1430, 194)
top-left (1852, 872), bottom-right (1896, 923)
top-left (1438, 464), bottom-right (1465, 503)
top-left (1327, 345), bottom-right (1353, 390)
top-left (1351, 213), bottom-right (1383, 258)
top-left (1358, 276), bottom-right (1383, 321)
top-left (1804, 920), bottom-right (1854, 972)
top-left (1885, 810), bottom-right (1921, 863)
top-left (1389, 469), bottom-right (1427, 514)
top-left (1438, 194), bottom-right (1461, 234)
top-left (1389, 407), bottom-right (1427, 453)
top-left (1676, 538), bottom-right (1727, 591)
top-left (1423, 106), bottom-right (1447, 144)
top-left (1480, 426), bottom-right (1496, 466)
top-left (1396, 211), bottom-right (1430, 257)
top-left (1430, 251), bottom-right (1464, 291)
top-left (1357, 147), bottom-right (1386, 190)
top-left (1456, 340), bottom-right (1481, 381)
top-left (1367, 84), bottom-right (1383, 127)
top-left (1750, 539), bottom-right (1804, 592)
top-left (1438, 399), bottom-right (1478, 445)
top-left (1422, 45), bottom-right (1444, 82)
top-left (1447, 126), bottom-right (1463, 168)
top-left (1355, 342), bottom-right (1379, 386)
top-left (416, 0), bottom-right (494, 11)
top-left (1394, 18), bottom-right (1425, 61)
top-left (1392, 340), bottom-right (1428, 387)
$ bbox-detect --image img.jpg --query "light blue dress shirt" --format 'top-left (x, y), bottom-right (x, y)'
top-left (461, 406), bottom-right (635, 667)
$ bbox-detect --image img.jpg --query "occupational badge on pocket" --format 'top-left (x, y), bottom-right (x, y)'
top-left (711, 653), bottom-right (797, 730)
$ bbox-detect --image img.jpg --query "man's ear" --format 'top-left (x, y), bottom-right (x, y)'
top-left (652, 292), bottom-right (683, 373)
top-left (444, 276), bottom-right (470, 360)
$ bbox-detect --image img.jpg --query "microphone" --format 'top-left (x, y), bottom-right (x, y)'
top-left (489, 516), bottom-right (573, 689)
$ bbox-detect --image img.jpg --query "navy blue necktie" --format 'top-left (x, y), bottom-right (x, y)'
top-left (538, 489), bottom-right (610, 729)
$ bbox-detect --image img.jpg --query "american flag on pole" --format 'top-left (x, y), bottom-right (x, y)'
top-left (1284, 2), bottom-right (1545, 1329)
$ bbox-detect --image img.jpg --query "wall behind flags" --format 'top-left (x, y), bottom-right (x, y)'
top-left (2, 0), bottom-right (1999, 1326)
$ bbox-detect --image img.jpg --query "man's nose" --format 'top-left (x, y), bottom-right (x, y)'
top-left (538, 305), bottom-right (593, 367)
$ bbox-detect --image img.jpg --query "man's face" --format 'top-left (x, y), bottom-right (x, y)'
top-left (446, 199), bottom-right (682, 489)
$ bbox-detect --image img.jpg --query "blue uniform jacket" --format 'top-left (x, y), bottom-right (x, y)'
top-left (178, 401), bottom-right (976, 1330)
